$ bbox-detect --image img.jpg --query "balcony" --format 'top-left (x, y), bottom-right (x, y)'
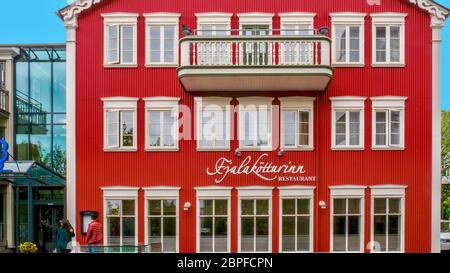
top-left (0, 88), bottom-right (9, 116)
top-left (178, 30), bottom-right (332, 92)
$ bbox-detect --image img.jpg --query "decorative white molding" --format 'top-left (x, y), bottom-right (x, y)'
top-left (58, 0), bottom-right (448, 29)
top-left (409, 0), bottom-right (448, 28)
top-left (59, 0), bottom-right (102, 28)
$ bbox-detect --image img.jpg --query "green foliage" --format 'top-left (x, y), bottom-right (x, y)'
top-left (442, 111), bottom-right (450, 219)
top-left (443, 197), bottom-right (450, 220)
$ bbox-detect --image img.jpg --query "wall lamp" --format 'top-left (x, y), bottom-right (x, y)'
top-left (319, 200), bottom-right (327, 209)
top-left (278, 149), bottom-right (285, 157)
top-left (235, 148), bottom-right (242, 157)
top-left (184, 202), bottom-right (192, 211)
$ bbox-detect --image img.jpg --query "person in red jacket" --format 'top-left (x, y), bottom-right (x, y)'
top-left (86, 213), bottom-right (103, 253)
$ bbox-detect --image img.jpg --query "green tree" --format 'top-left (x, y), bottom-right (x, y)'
top-left (442, 111), bottom-right (450, 220)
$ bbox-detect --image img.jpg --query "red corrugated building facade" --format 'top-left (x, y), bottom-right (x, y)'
top-left (58, 0), bottom-right (448, 253)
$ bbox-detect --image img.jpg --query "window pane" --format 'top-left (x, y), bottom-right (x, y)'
top-left (200, 217), bottom-right (213, 252)
top-left (333, 216), bottom-right (346, 251)
top-left (150, 26), bottom-right (161, 63)
top-left (297, 216), bottom-right (310, 251)
top-left (121, 26), bottom-right (134, 63)
top-left (121, 111), bottom-right (134, 147)
top-left (283, 111), bottom-right (296, 146)
top-left (243, 111), bottom-right (254, 147)
top-left (107, 217), bottom-right (120, 245)
top-left (163, 111), bottom-right (175, 147)
top-left (164, 26), bottom-right (175, 63)
top-left (388, 215), bottom-right (401, 251)
top-left (241, 217), bottom-right (254, 252)
top-left (108, 25), bottom-right (119, 63)
top-left (282, 216), bottom-right (295, 251)
top-left (336, 111), bottom-right (346, 123)
top-left (163, 217), bottom-right (176, 252)
top-left (333, 199), bottom-right (346, 214)
top-left (149, 217), bottom-right (161, 252)
top-left (215, 217), bottom-right (228, 252)
top-left (255, 217), bottom-right (269, 252)
top-left (257, 110), bottom-right (269, 146)
top-left (348, 199), bottom-right (360, 214)
top-left (282, 199), bottom-right (295, 215)
top-left (149, 200), bottom-right (161, 215)
top-left (163, 199), bottom-right (176, 216)
top-left (241, 200), bottom-right (254, 215)
top-left (374, 215), bottom-right (387, 251)
top-left (149, 111), bottom-right (161, 147)
top-left (335, 26), bottom-right (347, 62)
top-left (122, 217), bottom-right (135, 245)
top-left (107, 200), bottom-right (120, 216)
top-left (374, 198), bottom-right (387, 214)
top-left (122, 200), bottom-right (135, 216)
top-left (389, 198), bottom-right (401, 214)
top-left (256, 199), bottom-right (269, 215)
top-left (349, 112), bottom-right (360, 145)
top-left (297, 199), bottom-right (310, 214)
top-left (107, 111), bottom-right (119, 147)
top-left (200, 200), bottom-right (213, 216)
top-left (215, 200), bottom-right (228, 216)
top-left (347, 216), bottom-right (361, 251)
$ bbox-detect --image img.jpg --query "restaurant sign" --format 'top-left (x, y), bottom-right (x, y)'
top-left (207, 153), bottom-right (316, 183)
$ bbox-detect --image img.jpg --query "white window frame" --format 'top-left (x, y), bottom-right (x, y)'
top-left (280, 97), bottom-right (315, 151)
top-left (279, 12), bottom-right (315, 35)
top-left (143, 187), bottom-right (180, 253)
top-left (371, 13), bottom-right (407, 67)
top-left (238, 97), bottom-right (274, 151)
top-left (145, 13), bottom-right (180, 67)
top-left (195, 186), bottom-right (232, 253)
top-left (196, 12), bottom-right (232, 35)
top-left (102, 13), bottom-right (138, 67)
top-left (237, 12), bottom-right (274, 34)
top-left (237, 186), bottom-right (273, 253)
top-left (330, 13), bottom-right (366, 67)
top-left (371, 96), bottom-right (407, 150)
top-left (330, 96), bottom-right (366, 150)
top-left (195, 97), bottom-right (232, 151)
top-left (370, 185), bottom-right (406, 253)
top-left (329, 185), bottom-right (366, 253)
top-left (144, 97), bottom-right (180, 151)
top-left (278, 186), bottom-right (315, 253)
top-left (102, 186), bottom-right (139, 250)
top-left (102, 97), bottom-right (138, 151)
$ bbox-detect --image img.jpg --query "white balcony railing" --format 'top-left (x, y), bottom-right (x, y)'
top-left (180, 35), bottom-right (330, 67)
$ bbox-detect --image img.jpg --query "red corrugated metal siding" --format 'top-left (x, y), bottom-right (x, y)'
top-left (74, 0), bottom-right (433, 252)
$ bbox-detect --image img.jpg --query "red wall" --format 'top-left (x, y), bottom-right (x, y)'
top-left (74, 0), bottom-right (432, 252)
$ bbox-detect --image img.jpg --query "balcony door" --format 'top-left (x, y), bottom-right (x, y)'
top-left (242, 25), bottom-right (270, 66)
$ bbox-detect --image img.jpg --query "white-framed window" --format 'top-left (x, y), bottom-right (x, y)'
top-left (370, 185), bottom-right (406, 253)
top-left (330, 186), bottom-right (366, 253)
top-left (0, 62), bottom-right (5, 88)
top-left (237, 186), bottom-right (273, 253)
top-left (144, 187), bottom-right (180, 253)
top-left (102, 97), bottom-right (138, 151)
top-left (280, 12), bottom-right (315, 65)
top-left (195, 186), bottom-right (232, 253)
top-left (238, 97), bottom-right (273, 151)
top-left (330, 97), bottom-right (366, 150)
top-left (144, 97), bottom-right (180, 151)
top-left (371, 13), bottom-right (406, 66)
top-left (278, 186), bottom-right (315, 253)
top-left (371, 97), bottom-right (407, 150)
top-left (102, 187), bottom-right (139, 251)
top-left (102, 13), bottom-right (138, 66)
top-left (195, 97), bottom-right (232, 151)
top-left (196, 13), bottom-right (232, 65)
top-left (145, 13), bottom-right (180, 66)
top-left (280, 97), bottom-right (315, 150)
top-left (330, 13), bottom-right (366, 66)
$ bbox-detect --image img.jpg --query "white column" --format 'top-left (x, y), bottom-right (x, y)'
top-left (5, 184), bottom-right (14, 248)
top-left (66, 26), bottom-right (77, 237)
top-left (431, 26), bottom-right (442, 253)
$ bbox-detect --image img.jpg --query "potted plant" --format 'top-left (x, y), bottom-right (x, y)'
top-left (18, 242), bottom-right (39, 253)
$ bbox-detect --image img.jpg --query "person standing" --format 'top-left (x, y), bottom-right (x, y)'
top-left (86, 213), bottom-right (103, 253)
top-left (55, 219), bottom-right (75, 253)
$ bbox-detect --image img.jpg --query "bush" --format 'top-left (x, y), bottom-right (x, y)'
top-left (18, 242), bottom-right (38, 253)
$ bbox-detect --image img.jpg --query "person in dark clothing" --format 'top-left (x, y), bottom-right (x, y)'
top-left (55, 219), bottom-right (75, 253)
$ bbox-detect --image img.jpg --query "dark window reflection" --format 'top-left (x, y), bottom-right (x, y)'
top-left (14, 47), bottom-right (66, 176)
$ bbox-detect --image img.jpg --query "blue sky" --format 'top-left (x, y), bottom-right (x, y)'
top-left (0, 0), bottom-right (449, 109)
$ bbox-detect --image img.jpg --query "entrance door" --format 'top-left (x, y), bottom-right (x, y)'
top-left (34, 205), bottom-right (64, 253)
top-left (242, 25), bottom-right (270, 65)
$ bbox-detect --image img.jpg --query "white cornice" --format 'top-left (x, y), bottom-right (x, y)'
top-left (59, 0), bottom-right (448, 28)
